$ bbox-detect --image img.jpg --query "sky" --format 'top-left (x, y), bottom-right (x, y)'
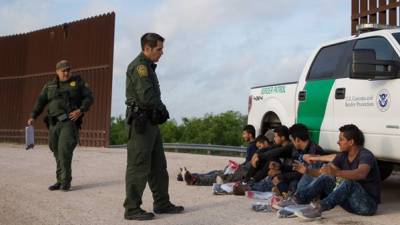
top-left (0, 0), bottom-right (350, 122)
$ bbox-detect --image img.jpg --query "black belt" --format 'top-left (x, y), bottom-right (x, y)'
top-left (49, 114), bottom-right (69, 125)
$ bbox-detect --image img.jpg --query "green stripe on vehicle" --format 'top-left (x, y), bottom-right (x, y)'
top-left (296, 79), bottom-right (335, 144)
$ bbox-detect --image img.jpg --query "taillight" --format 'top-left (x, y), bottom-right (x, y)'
top-left (248, 95), bottom-right (252, 113)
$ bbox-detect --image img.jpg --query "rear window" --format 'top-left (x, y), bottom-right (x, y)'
top-left (307, 41), bottom-right (353, 80)
top-left (355, 36), bottom-right (398, 61)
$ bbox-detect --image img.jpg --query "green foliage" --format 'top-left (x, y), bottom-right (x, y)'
top-left (178, 111), bottom-right (247, 146)
top-left (109, 116), bottom-right (128, 145)
top-left (159, 119), bottom-right (183, 143)
top-left (109, 111), bottom-right (248, 146)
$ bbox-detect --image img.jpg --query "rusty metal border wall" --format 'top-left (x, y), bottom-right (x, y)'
top-left (0, 12), bottom-right (115, 147)
top-left (352, 0), bottom-right (400, 34)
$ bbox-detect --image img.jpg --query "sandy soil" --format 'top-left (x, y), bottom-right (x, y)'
top-left (0, 143), bottom-right (399, 225)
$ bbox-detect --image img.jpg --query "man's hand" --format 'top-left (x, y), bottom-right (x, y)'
top-left (68, 109), bottom-right (82, 121)
top-left (292, 160), bottom-right (307, 174)
top-left (320, 163), bottom-right (338, 176)
top-left (251, 154), bottom-right (259, 168)
top-left (27, 118), bottom-right (34, 125)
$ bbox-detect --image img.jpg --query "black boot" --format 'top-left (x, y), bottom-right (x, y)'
top-left (124, 209), bottom-right (155, 220)
top-left (48, 182), bottom-right (61, 191)
top-left (60, 183), bottom-right (71, 192)
top-left (154, 203), bottom-right (184, 214)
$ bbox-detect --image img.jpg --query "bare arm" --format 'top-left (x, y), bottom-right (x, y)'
top-left (303, 154), bottom-right (337, 163)
top-left (320, 163), bottom-right (370, 180)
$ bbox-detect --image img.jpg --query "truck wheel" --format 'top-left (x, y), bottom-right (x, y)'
top-left (378, 160), bottom-right (393, 181)
top-left (260, 112), bottom-right (281, 135)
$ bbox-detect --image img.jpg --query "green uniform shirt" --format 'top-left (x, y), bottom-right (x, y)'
top-left (125, 52), bottom-right (164, 110)
top-left (31, 75), bottom-right (94, 119)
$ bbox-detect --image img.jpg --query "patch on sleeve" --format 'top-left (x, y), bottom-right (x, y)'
top-left (70, 81), bottom-right (76, 87)
top-left (136, 65), bottom-right (148, 77)
top-left (84, 82), bottom-right (89, 88)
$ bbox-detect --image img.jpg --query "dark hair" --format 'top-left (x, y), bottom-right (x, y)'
top-left (339, 124), bottom-right (365, 146)
top-left (255, 135), bottom-right (268, 144)
top-left (243, 124), bottom-right (256, 138)
top-left (289, 123), bottom-right (310, 141)
top-left (141, 33), bottom-right (164, 50)
top-left (273, 125), bottom-right (290, 140)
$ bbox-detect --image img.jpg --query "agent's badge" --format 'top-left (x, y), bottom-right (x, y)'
top-left (70, 81), bottom-right (76, 87)
top-left (137, 65), bottom-right (148, 77)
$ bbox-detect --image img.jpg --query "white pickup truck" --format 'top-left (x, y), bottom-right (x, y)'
top-left (248, 25), bottom-right (400, 179)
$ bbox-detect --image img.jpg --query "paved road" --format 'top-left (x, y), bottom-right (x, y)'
top-left (0, 144), bottom-right (399, 225)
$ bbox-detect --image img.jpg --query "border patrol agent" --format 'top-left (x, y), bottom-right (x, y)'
top-left (27, 60), bottom-right (93, 191)
top-left (124, 33), bottom-right (184, 220)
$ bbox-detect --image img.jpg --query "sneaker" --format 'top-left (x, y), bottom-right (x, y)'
top-left (48, 182), bottom-right (61, 191)
top-left (272, 197), bottom-right (298, 210)
top-left (277, 208), bottom-right (296, 218)
top-left (183, 167), bottom-right (196, 185)
top-left (246, 191), bottom-right (273, 200)
top-left (125, 209), bottom-right (155, 220)
top-left (252, 202), bottom-right (274, 212)
top-left (212, 183), bottom-right (228, 195)
top-left (294, 205), bottom-right (322, 221)
top-left (177, 168), bottom-right (184, 181)
top-left (154, 203), bottom-right (184, 214)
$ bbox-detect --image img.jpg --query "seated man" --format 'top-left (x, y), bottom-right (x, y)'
top-left (266, 124), bottom-right (325, 200)
top-left (180, 124), bottom-right (260, 185)
top-left (233, 159), bottom-right (282, 196)
top-left (244, 126), bottom-right (291, 183)
top-left (289, 124), bottom-right (381, 220)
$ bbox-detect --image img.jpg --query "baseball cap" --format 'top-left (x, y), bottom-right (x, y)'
top-left (56, 60), bottom-right (71, 70)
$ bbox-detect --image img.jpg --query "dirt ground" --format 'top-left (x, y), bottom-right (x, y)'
top-left (1, 143), bottom-right (399, 225)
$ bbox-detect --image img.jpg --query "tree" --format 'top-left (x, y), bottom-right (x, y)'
top-left (109, 111), bottom-right (248, 146)
top-left (109, 116), bottom-right (128, 145)
top-left (159, 120), bottom-right (183, 143)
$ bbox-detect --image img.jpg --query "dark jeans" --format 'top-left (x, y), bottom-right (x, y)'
top-left (193, 163), bottom-right (251, 186)
top-left (250, 177), bottom-right (273, 192)
top-left (193, 170), bottom-right (223, 186)
top-left (296, 175), bottom-right (378, 216)
top-left (295, 174), bottom-right (336, 204)
top-left (321, 180), bottom-right (378, 216)
top-left (296, 173), bottom-right (319, 193)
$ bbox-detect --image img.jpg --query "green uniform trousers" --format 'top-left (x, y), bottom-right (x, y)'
top-left (124, 119), bottom-right (170, 215)
top-left (48, 120), bottom-right (78, 185)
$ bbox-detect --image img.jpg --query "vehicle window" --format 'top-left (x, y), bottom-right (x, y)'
top-left (354, 37), bottom-right (399, 73)
top-left (354, 37), bottom-right (398, 61)
top-left (308, 41), bottom-right (353, 80)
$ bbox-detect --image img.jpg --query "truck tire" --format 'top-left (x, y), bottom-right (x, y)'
top-left (378, 160), bottom-right (393, 181)
top-left (260, 112), bottom-right (281, 135)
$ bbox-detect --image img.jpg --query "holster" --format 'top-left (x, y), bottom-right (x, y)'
top-left (43, 116), bottom-right (60, 128)
top-left (126, 106), bottom-right (147, 135)
top-left (148, 106), bottom-right (170, 125)
top-left (43, 113), bottom-right (79, 129)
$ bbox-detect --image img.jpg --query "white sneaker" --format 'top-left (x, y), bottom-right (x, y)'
top-left (294, 205), bottom-right (322, 221)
